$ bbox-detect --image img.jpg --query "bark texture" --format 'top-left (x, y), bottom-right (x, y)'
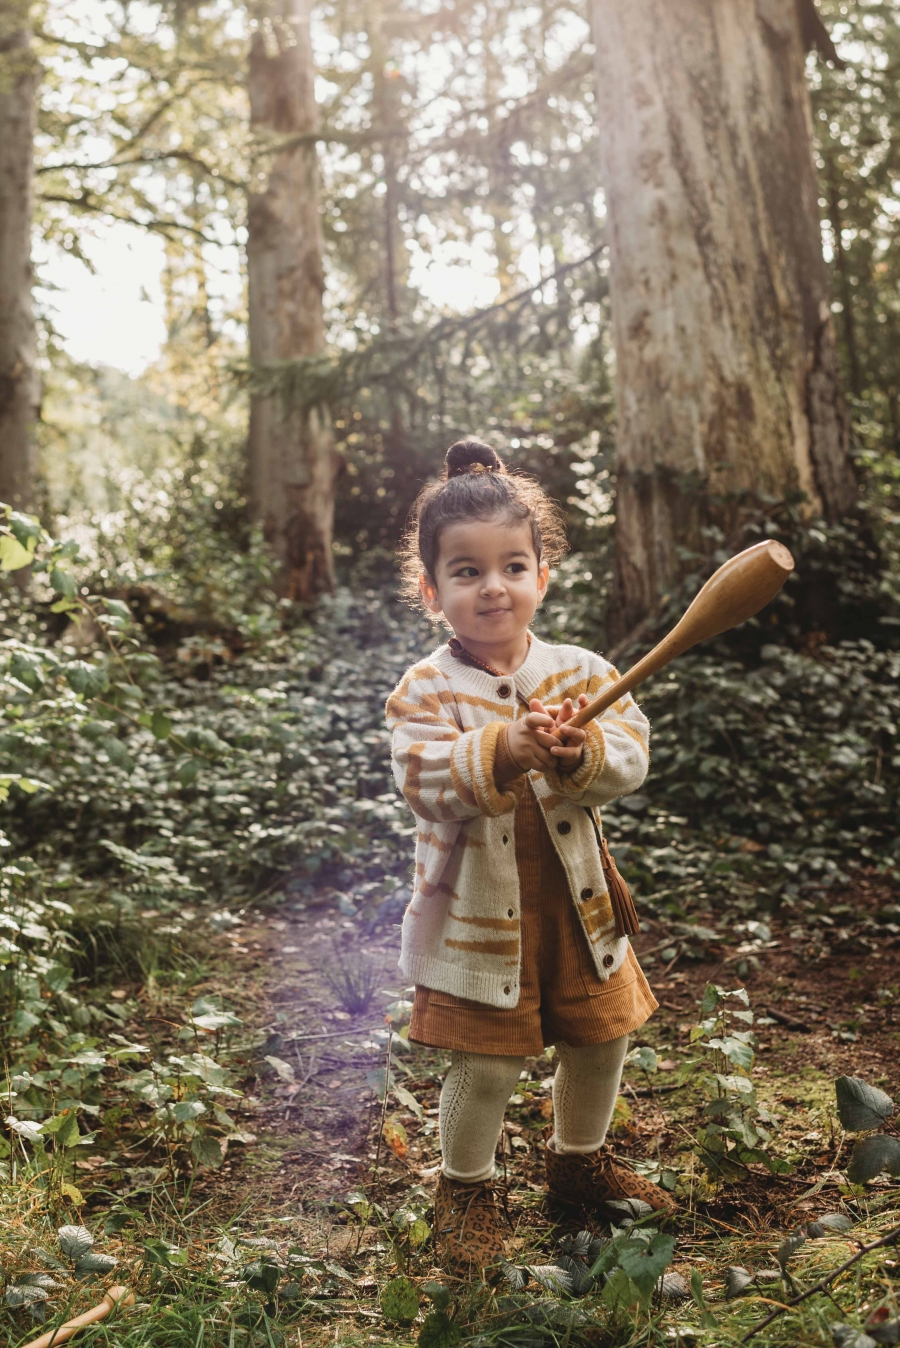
top-left (592, 0), bottom-right (858, 638)
top-left (247, 0), bottom-right (337, 600)
top-left (0, 13), bottom-right (38, 512)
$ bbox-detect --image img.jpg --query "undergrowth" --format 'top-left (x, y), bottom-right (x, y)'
top-left (3, 494), bottom-right (900, 1345)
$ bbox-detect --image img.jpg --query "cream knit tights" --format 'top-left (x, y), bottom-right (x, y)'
top-left (440, 1051), bottom-right (525, 1181)
top-left (551, 1035), bottom-right (629, 1153)
top-left (439, 1037), bottom-right (629, 1180)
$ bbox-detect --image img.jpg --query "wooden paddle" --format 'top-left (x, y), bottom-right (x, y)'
top-left (19, 1286), bottom-right (134, 1348)
top-left (561, 540), bottom-right (795, 731)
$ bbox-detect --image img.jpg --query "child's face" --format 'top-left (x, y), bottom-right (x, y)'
top-left (419, 515), bottom-right (549, 645)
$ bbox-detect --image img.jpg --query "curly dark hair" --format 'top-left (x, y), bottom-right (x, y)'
top-left (398, 439), bottom-right (568, 616)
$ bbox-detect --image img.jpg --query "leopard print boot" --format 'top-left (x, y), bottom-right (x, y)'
top-left (433, 1171), bottom-right (506, 1275)
top-left (545, 1141), bottom-right (676, 1216)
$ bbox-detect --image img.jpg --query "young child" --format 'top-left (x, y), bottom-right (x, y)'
top-left (385, 439), bottom-right (670, 1275)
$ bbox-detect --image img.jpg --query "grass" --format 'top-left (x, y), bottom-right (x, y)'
top-left (4, 869), bottom-right (900, 1347)
top-left (4, 1192), bottom-right (899, 1347)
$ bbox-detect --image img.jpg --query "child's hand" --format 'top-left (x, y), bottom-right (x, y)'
top-left (540, 694), bottom-right (589, 773)
top-left (506, 696), bottom-right (589, 774)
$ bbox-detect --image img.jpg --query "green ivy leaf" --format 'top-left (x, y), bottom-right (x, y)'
top-left (58, 1225), bottom-right (94, 1259)
top-left (44, 1112), bottom-right (81, 1148)
top-left (74, 1251), bottom-right (118, 1276)
top-left (241, 1256), bottom-right (280, 1296)
top-left (846, 1135), bottom-right (900, 1184)
top-left (151, 708), bottom-right (172, 740)
top-left (617, 1232), bottom-right (676, 1300)
top-left (191, 1134), bottom-right (223, 1168)
top-left (49, 566), bottom-right (77, 598)
top-left (0, 532), bottom-right (35, 571)
top-left (178, 758), bottom-right (200, 786)
top-left (835, 1077), bottom-right (895, 1133)
top-left (143, 1238), bottom-right (188, 1267)
top-left (7, 510), bottom-right (41, 547)
top-left (171, 1100), bottom-right (206, 1123)
top-left (102, 737), bottom-right (135, 774)
top-left (65, 662), bottom-right (109, 697)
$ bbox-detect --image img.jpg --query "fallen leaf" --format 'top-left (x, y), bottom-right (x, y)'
top-left (383, 1118), bottom-right (408, 1160)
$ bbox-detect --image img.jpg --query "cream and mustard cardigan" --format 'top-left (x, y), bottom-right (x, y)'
top-left (385, 634), bottom-right (650, 1008)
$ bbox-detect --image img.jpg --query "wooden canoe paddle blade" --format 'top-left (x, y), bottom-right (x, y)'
top-left (565, 540), bottom-right (794, 731)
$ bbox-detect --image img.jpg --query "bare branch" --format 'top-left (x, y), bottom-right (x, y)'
top-left (742, 1221), bottom-right (900, 1342)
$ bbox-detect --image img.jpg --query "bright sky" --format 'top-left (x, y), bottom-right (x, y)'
top-left (38, 0), bottom-right (566, 377)
top-left (38, 221), bottom-right (506, 378)
top-left (38, 226), bottom-right (169, 377)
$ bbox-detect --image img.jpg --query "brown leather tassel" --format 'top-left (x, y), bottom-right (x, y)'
top-left (599, 836), bottom-right (643, 938)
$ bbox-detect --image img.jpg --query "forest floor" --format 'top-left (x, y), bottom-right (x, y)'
top-left (213, 869), bottom-right (900, 1231)
top-left (13, 870), bottom-right (895, 1347)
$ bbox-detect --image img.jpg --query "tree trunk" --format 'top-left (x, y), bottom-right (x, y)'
top-left (247, 0), bottom-right (337, 601)
top-left (591, 0), bottom-right (858, 639)
top-left (0, 9), bottom-right (38, 513)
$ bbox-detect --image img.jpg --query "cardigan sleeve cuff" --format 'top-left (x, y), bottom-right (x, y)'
top-left (541, 720), bottom-right (607, 797)
top-left (493, 724), bottom-right (526, 791)
top-left (450, 720), bottom-right (521, 817)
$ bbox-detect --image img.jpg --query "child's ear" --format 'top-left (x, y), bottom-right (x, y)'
top-left (536, 559), bottom-right (550, 603)
top-left (419, 572), bottom-right (442, 615)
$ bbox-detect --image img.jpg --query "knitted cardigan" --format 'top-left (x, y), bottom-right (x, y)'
top-left (385, 633), bottom-right (650, 1008)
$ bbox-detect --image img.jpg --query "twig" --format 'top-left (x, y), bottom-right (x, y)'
top-left (281, 1026), bottom-right (382, 1042)
top-left (623, 1083), bottom-right (683, 1098)
top-left (762, 1005), bottom-right (811, 1032)
top-left (742, 1221), bottom-right (900, 1342)
top-left (371, 1032), bottom-right (394, 1187)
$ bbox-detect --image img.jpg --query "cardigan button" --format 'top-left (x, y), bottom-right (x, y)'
top-left (580, 887), bottom-right (593, 900)
top-left (557, 820), bottom-right (572, 835)
top-left (507, 908), bottom-right (514, 918)
top-left (502, 834), bottom-right (509, 845)
top-left (503, 985), bottom-right (511, 995)
top-left (603, 954), bottom-right (614, 968)
top-left (497, 683), bottom-right (511, 697)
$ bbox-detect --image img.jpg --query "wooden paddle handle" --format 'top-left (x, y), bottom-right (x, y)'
top-left (20, 1287), bottom-right (134, 1348)
top-left (559, 540), bottom-right (794, 734)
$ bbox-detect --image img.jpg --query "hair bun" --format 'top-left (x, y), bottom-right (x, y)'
top-left (445, 439), bottom-right (505, 479)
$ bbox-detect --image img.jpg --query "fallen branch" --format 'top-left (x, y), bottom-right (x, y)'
top-left (21, 1287), bottom-right (134, 1348)
top-left (762, 1005), bottom-right (811, 1033)
top-left (622, 1082), bottom-right (683, 1098)
top-left (742, 1222), bottom-right (900, 1342)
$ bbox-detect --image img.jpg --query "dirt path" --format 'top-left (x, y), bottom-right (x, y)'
top-left (208, 870), bottom-right (900, 1250)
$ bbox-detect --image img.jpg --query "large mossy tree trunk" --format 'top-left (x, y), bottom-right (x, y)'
top-left (0, 9), bottom-right (38, 513)
top-left (247, 0), bottom-right (337, 601)
top-left (592, 0), bottom-right (859, 640)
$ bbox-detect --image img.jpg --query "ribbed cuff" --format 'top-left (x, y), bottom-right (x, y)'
top-left (543, 721), bottom-right (606, 796)
top-left (450, 721), bottom-right (520, 817)
top-left (493, 724), bottom-right (527, 790)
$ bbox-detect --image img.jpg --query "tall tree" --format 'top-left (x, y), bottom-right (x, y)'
top-left (0, 1), bottom-right (38, 513)
top-left (592, 0), bottom-right (859, 639)
top-left (248, 0), bottom-right (337, 600)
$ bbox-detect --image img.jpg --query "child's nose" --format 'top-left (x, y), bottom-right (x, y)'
top-left (481, 573), bottom-right (506, 592)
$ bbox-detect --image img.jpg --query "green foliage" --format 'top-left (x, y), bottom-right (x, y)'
top-left (689, 983), bottom-right (789, 1181)
top-left (836, 1075), bottom-right (900, 1184)
top-left (380, 1275), bottom-right (420, 1324)
top-left (0, 503), bottom-right (427, 1199)
top-left (835, 1076), bottom-right (896, 1132)
top-left (536, 512), bottom-right (900, 927)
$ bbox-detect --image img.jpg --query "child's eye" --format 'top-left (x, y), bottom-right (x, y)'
top-left (454, 567), bottom-right (478, 578)
top-left (507, 562), bottom-right (527, 574)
